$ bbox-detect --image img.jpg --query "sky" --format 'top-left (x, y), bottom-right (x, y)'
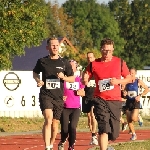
top-left (46, 0), bottom-right (110, 5)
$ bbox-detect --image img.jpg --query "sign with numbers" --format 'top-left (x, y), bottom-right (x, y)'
top-left (66, 82), bottom-right (79, 90)
top-left (0, 71), bottom-right (40, 111)
top-left (136, 70), bottom-right (150, 109)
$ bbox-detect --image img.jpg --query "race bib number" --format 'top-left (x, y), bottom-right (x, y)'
top-left (98, 78), bottom-right (114, 92)
top-left (122, 102), bottom-right (126, 106)
top-left (127, 91), bottom-right (137, 98)
top-left (87, 80), bottom-right (96, 87)
top-left (66, 82), bottom-right (79, 90)
top-left (46, 79), bottom-right (60, 89)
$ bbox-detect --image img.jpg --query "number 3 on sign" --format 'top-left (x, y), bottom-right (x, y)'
top-left (32, 96), bottom-right (36, 106)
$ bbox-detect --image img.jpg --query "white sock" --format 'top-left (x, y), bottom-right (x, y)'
top-left (50, 145), bottom-right (53, 148)
top-left (132, 133), bottom-right (136, 135)
top-left (46, 146), bottom-right (50, 149)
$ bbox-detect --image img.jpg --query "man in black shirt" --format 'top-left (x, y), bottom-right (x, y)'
top-left (82, 52), bottom-right (98, 145)
top-left (33, 37), bottom-right (74, 150)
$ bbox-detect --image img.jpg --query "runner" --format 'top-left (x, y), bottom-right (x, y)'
top-left (120, 84), bottom-right (128, 132)
top-left (138, 113), bottom-right (143, 127)
top-left (33, 37), bottom-right (75, 150)
top-left (82, 52), bottom-right (98, 145)
top-left (125, 68), bottom-right (149, 140)
top-left (82, 38), bottom-right (131, 150)
top-left (58, 60), bottom-right (85, 150)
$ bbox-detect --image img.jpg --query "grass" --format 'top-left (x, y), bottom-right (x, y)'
top-left (113, 140), bottom-right (150, 150)
top-left (93, 140), bottom-right (150, 150)
top-left (0, 114), bottom-right (89, 133)
top-left (0, 114), bottom-right (150, 133)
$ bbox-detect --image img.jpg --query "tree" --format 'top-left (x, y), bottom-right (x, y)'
top-left (46, 1), bottom-right (75, 44)
top-left (109, 0), bottom-right (150, 69)
top-left (62, 0), bottom-right (125, 57)
top-left (0, 0), bottom-right (48, 70)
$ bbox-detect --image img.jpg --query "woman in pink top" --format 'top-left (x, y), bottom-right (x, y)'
top-left (58, 60), bottom-right (85, 150)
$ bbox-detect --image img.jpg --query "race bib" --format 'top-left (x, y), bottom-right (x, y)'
top-left (122, 102), bottom-right (126, 106)
top-left (46, 79), bottom-right (60, 89)
top-left (87, 80), bottom-right (96, 87)
top-left (66, 82), bottom-right (79, 90)
top-left (98, 78), bottom-right (114, 92)
top-left (127, 91), bottom-right (137, 98)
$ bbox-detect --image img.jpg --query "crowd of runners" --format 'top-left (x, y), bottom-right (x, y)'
top-left (33, 37), bottom-right (149, 150)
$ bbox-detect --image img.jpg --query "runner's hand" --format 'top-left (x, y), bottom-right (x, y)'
top-left (123, 90), bottom-right (127, 96)
top-left (63, 96), bottom-right (67, 101)
top-left (83, 71), bottom-right (89, 82)
top-left (37, 80), bottom-right (44, 87)
top-left (77, 89), bottom-right (85, 96)
top-left (135, 95), bottom-right (140, 102)
top-left (110, 78), bottom-right (119, 85)
top-left (57, 72), bottom-right (65, 80)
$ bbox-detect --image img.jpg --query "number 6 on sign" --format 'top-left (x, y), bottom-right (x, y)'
top-left (21, 96), bottom-right (36, 107)
top-left (21, 96), bottom-right (25, 106)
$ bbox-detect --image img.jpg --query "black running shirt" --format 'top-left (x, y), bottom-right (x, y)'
top-left (84, 76), bottom-right (96, 98)
top-left (33, 56), bottom-right (74, 100)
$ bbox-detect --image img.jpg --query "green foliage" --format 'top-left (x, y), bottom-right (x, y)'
top-left (60, 45), bottom-right (77, 60)
top-left (62, 0), bottom-right (125, 58)
top-left (0, 0), bottom-right (48, 70)
top-left (46, 1), bottom-right (75, 44)
top-left (109, 0), bottom-right (150, 69)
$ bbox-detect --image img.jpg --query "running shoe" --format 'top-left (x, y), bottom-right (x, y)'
top-left (58, 141), bottom-right (65, 150)
top-left (68, 146), bottom-right (74, 150)
top-left (122, 123), bottom-right (128, 132)
top-left (138, 121), bottom-right (143, 127)
top-left (107, 146), bottom-right (115, 150)
top-left (90, 136), bottom-right (98, 145)
top-left (130, 134), bottom-right (137, 140)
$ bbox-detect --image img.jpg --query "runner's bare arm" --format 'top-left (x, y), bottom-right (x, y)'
top-left (138, 79), bottom-right (149, 96)
top-left (117, 75), bottom-right (132, 85)
top-left (117, 60), bottom-right (132, 85)
top-left (57, 72), bottom-right (75, 82)
top-left (77, 88), bottom-right (85, 96)
top-left (121, 98), bottom-right (126, 101)
top-left (121, 90), bottom-right (127, 101)
top-left (63, 75), bottom-right (75, 82)
top-left (33, 72), bottom-right (44, 87)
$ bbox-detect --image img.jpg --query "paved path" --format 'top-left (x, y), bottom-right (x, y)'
top-left (0, 130), bottom-right (150, 150)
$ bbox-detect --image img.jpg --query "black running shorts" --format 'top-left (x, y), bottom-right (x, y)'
top-left (82, 96), bottom-right (93, 113)
top-left (126, 99), bottom-right (141, 111)
top-left (93, 97), bottom-right (122, 141)
top-left (39, 93), bottom-right (64, 120)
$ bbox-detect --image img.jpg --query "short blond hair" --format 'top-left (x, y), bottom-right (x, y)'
top-left (47, 35), bottom-right (58, 45)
